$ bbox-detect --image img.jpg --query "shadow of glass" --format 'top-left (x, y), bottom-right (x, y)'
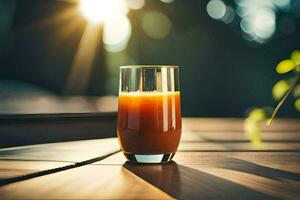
top-left (123, 161), bottom-right (275, 200)
top-left (216, 157), bottom-right (300, 182)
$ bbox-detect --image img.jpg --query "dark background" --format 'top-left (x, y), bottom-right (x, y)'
top-left (0, 0), bottom-right (299, 118)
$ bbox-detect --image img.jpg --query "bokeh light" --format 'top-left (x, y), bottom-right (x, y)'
top-left (294, 85), bottom-right (300, 97)
top-left (240, 18), bottom-right (251, 33)
top-left (79, 0), bottom-right (128, 24)
top-left (237, 4), bottom-right (276, 42)
top-left (244, 108), bottom-right (266, 147)
top-left (252, 9), bottom-right (276, 40)
top-left (126, 0), bottom-right (145, 10)
top-left (234, 0), bottom-right (294, 43)
top-left (207, 0), bottom-right (226, 20)
top-left (216, 0), bottom-right (296, 44)
top-left (295, 99), bottom-right (300, 111)
top-left (272, 0), bottom-right (291, 8)
top-left (103, 16), bottom-right (132, 52)
top-left (222, 6), bottom-right (235, 24)
top-left (142, 11), bottom-right (172, 39)
top-left (160, 0), bottom-right (175, 4)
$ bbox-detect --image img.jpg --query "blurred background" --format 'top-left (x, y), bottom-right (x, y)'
top-left (0, 0), bottom-right (300, 117)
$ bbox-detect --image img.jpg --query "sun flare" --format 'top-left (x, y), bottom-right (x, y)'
top-left (79, 0), bottom-right (128, 24)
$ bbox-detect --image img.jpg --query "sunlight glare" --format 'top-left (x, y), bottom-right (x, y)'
top-left (65, 24), bottom-right (101, 93)
top-left (79, 0), bottom-right (128, 24)
top-left (126, 0), bottom-right (145, 10)
top-left (103, 15), bottom-right (132, 52)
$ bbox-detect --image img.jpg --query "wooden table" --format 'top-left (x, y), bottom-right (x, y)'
top-left (1, 118), bottom-right (300, 199)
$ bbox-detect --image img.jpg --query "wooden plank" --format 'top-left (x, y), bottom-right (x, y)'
top-left (0, 161), bottom-right (71, 180)
top-left (123, 162), bottom-right (274, 200)
top-left (123, 162), bottom-right (300, 199)
top-left (183, 118), bottom-right (300, 132)
top-left (178, 142), bottom-right (300, 151)
top-left (0, 138), bottom-right (120, 162)
top-left (96, 152), bottom-right (300, 172)
top-left (97, 152), bottom-right (300, 199)
top-left (96, 152), bottom-right (127, 165)
top-left (0, 138), bottom-right (120, 181)
top-left (3, 151), bottom-right (299, 199)
top-left (0, 165), bottom-right (173, 200)
top-left (174, 152), bottom-right (300, 199)
top-left (198, 167), bottom-right (300, 200)
top-left (181, 131), bottom-right (300, 142)
top-left (1, 118), bottom-right (299, 199)
top-left (174, 152), bottom-right (300, 171)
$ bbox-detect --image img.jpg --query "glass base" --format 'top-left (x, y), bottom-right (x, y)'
top-left (123, 152), bottom-right (175, 164)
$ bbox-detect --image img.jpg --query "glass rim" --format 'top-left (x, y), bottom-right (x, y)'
top-left (120, 65), bottom-right (179, 69)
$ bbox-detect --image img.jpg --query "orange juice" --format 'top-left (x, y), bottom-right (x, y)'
top-left (117, 91), bottom-right (181, 154)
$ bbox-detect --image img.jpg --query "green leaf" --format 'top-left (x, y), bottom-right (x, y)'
top-left (295, 99), bottom-right (300, 111)
top-left (244, 118), bottom-right (263, 147)
top-left (244, 118), bottom-right (258, 132)
top-left (272, 79), bottom-right (289, 100)
top-left (276, 59), bottom-right (295, 74)
top-left (248, 131), bottom-right (262, 146)
top-left (293, 84), bottom-right (300, 97)
top-left (248, 108), bottom-right (266, 121)
top-left (291, 50), bottom-right (300, 64)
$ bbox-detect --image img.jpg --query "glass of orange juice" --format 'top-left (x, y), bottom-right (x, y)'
top-left (117, 65), bottom-right (182, 163)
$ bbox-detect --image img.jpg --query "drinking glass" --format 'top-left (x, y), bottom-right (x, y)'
top-left (117, 65), bottom-right (182, 163)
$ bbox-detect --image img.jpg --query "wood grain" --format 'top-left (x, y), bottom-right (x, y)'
top-left (0, 161), bottom-right (70, 179)
top-left (181, 131), bottom-right (300, 142)
top-left (182, 118), bottom-right (300, 132)
top-left (0, 138), bottom-right (120, 162)
top-left (0, 165), bottom-right (172, 200)
top-left (99, 152), bottom-right (300, 199)
top-left (95, 151), bottom-right (300, 171)
top-left (178, 142), bottom-right (300, 151)
top-left (0, 118), bottom-right (300, 199)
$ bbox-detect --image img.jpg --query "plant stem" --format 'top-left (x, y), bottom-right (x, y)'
top-left (267, 72), bottom-right (300, 126)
